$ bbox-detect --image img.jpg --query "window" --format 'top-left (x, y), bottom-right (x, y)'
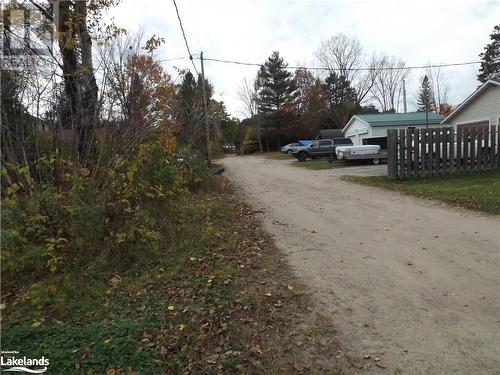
top-left (318, 140), bottom-right (331, 146)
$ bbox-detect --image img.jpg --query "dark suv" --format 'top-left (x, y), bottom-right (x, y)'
top-left (293, 138), bottom-right (353, 162)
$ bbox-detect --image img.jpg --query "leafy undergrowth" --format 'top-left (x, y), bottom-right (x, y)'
top-left (343, 170), bottom-right (500, 214)
top-left (2, 183), bottom-right (348, 374)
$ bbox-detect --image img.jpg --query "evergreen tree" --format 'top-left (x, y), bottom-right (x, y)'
top-left (478, 24), bottom-right (500, 83)
top-left (256, 51), bottom-right (297, 148)
top-left (322, 72), bottom-right (358, 127)
top-left (417, 75), bottom-right (435, 112)
top-left (174, 71), bottom-right (213, 148)
top-left (323, 72), bottom-right (357, 107)
top-left (257, 51), bottom-right (297, 113)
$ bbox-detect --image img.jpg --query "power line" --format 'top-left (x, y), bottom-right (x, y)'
top-left (197, 57), bottom-right (481, 72)
top-left (172, 0), bottom-right (199, 75)
top-left (156, 57), bottom-right (191, 63)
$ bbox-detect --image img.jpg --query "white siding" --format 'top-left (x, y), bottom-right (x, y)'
top-left (446, 85), bottom-right (500, 129)
top-left (372, 124), bottom-right (441, 138)
top-left (344, 118), bottom-right (371, 145)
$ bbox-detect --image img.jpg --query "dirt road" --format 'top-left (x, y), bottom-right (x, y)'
top-left (221, 155), bottom-right (500, 374)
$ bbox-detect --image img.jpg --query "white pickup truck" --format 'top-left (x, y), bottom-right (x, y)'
top-left (335, 145), bottom-right (387, 164)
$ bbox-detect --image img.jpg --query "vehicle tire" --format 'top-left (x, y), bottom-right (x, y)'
top-left (297, 152), bottom-right (307, 162)
top-left (373, 158), bottom-right (380, 165)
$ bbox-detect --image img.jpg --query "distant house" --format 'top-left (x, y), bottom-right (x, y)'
top-left (441, 79), bottom-right (500, 132)
top-left (342, 112), bottom-right (445, 147)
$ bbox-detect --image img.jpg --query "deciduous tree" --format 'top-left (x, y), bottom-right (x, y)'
top-left (371, 55), bottom-right (409, 112)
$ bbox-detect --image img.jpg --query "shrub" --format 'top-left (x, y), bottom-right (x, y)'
top-left (0, 135), bottom-right (184, 302)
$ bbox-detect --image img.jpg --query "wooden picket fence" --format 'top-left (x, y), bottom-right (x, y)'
top-left (387, 126), bottom-right (500, 179)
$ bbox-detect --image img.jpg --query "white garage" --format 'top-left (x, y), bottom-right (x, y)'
top-left (342, 112), bottom-right (445, 147)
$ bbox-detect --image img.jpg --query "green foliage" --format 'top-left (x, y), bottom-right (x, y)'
top-left (478, 24), bottom-right (500, 83)
top-left (256, 51), bottom-right (297, 113)
top-left (417, 75), bottom-right (436, 112)
top-left (0, 135), bottom-right (212, 304)
top-left (322, 72), bottom-right (358, 127)
top-left (256, 52), bottom-right (298, 148)
top-left (1, 191), bottom-right (251, 373)
top-left (239, 127), bottom-right (260, 154)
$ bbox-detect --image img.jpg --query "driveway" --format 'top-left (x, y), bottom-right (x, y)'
top-left (221, 154), bottom-right (500, 374)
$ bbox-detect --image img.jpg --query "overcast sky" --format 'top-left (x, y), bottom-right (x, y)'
top-left (110, 0), bottom-right (500, 118)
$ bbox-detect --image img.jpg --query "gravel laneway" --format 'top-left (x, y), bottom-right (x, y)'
top-left (221, 155), bottom-right (500, 375)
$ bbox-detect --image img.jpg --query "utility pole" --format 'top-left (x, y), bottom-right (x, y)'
top-left (402, 79), bottom-right (407, 114)
top-left (200, 51), bottom-right (211, 164)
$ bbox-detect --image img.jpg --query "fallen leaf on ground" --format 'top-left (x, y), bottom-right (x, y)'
top-left (206, 354), bottom-right (218, 364)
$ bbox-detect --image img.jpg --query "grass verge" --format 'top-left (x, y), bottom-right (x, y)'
top-left (343, 170), bottom-right (500, 214)
top-left (2, 183), bottom-right (345, 374)
top-left (293, 160), bottom-right (365, 170)
top-left (265, 152), bottom-right (293, 160)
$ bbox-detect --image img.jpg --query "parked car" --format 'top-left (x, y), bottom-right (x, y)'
top-left (222, 143), bottom-right (236, 153)
top-left (281, 143), bottom-right (300, 154)
top-left (293, 138), bottom-right (353, 162)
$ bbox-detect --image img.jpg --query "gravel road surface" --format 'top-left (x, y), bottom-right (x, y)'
top-left (222, 155), bottom-right (500, 375)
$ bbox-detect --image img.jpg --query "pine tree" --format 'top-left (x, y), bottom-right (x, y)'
top-left (322, 72), bottom-right (358, 127)
top-left (323, 73), bottom-right (357, 107)
top-left (417, 75), bottom-right (435, 112)
top-left (257, 51), bottom-right (297, 112)
top-left (256, 51), bottom-right (297, 148)
top-left (478, 24), bottom-right (500, 83)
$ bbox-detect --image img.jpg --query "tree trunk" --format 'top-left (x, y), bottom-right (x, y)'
top-left (256, 117), bottom-right (263, 153)
top-left (75, 1), bottom-right (98, 165)
top-left (53, 1), bottom-right (97, 166)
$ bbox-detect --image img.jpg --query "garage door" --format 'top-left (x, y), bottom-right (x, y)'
top-left (456, 121), bottom-right (489, 133)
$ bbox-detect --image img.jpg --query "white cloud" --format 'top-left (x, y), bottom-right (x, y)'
top-left (109, 0), bottom-right (500, 117)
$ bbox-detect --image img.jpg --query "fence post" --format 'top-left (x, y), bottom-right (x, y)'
top-left (415, 129), bottom-right (421, 177)
top-left (436, 128), bottom-right (442, 174)
top-left (428, 129), bottom-right (434, 176)
top-left (449, 128), bottom-right (455, 174)
top-left (406, 127), bottom-right (414, 178)
top-left (497, 125), bottom-right (500, 168)
top-left (463, 127), bottom-right (469, 173)
top-left (478, 127), bottom-right (484, 171)
top-left (387, 129), bottom-right (398, 179)
top-left (470, 128), bottom-right (476, 173)
top-left (443, 128), bottom-right (450, 174)
top-left (491, 126), bottom-right (497, 170)
top-left (399, 128), bottom-right (406, 178)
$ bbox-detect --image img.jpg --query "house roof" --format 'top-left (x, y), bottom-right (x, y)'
top-left (355, 112), bottom-right (444, 126)
top-left (441, 79), bottom-right (500, 123)
top-left (342, 112), bottom-right (445, 133)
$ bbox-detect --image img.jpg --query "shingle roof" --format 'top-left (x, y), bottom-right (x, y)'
top-left (356, 112), bottom-right (445, 126)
